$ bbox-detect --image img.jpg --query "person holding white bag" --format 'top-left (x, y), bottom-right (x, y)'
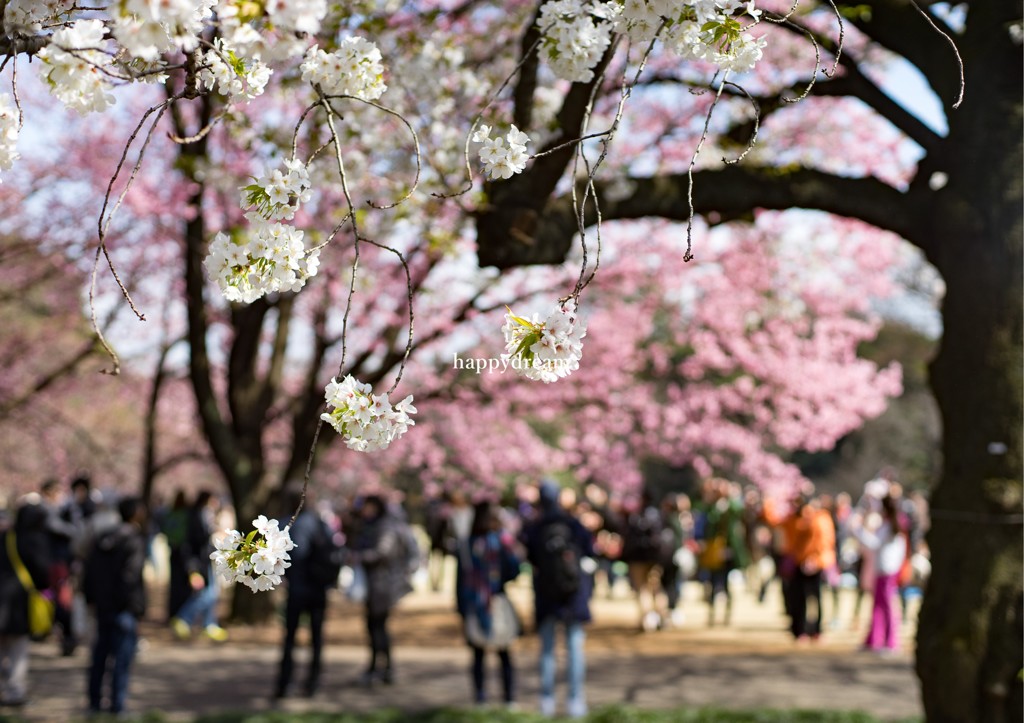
top-left (456, 500), bottom-right (522, 708)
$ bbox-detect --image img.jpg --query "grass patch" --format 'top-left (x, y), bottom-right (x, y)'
top-left (190, 706), bottom-right (921, 723)
top-left (0, 705), bottom-right (922, 723)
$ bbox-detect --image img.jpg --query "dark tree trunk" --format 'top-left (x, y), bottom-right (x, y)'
top-left (915, 6), bottom-right (1023, 717)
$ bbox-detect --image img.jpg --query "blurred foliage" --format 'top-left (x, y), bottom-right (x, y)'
top-left (795, 322), bottom-right (941, 494)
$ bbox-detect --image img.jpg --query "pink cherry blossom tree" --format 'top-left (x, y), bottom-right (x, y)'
top-left (0, 0), bottom-right (1017, 713)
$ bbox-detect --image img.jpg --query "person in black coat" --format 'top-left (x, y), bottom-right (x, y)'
top-left (83, 496), bottom-right (147, 716)
top-left (521, 481), bottom-right (595, 718)
top-left (275, 491), bottom-right (339, 699)
top-left (0, 496), bottom-right (52, 707)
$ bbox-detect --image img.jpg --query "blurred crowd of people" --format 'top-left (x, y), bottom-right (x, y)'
top-left (0, 469), bottom-right (930, 718)
top-left (0, 474), bottom-right (148, 714)
top-left (428, 470), bottom-right (930, 648)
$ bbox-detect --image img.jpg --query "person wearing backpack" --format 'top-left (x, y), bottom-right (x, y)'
top-left (83, 496), bottom-right (147, 717)
top-left (621, 492), bottom-right (668, 632)
top-left (521, 480), bottom-right (595, 719)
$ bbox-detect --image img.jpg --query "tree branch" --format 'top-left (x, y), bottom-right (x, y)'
top-left (477, 40), bottom-right (620, 268)
top-left (525, 165), bottom-right (928, 265)
top-left (512, 4), bottom-right (543, 131)
top-left (840, 0), bottom-right (963, 108)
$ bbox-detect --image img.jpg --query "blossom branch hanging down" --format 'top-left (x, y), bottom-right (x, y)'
top-left (0, 0), bottom-right (967, 592)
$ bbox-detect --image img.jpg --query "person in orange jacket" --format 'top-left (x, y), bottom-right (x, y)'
top-left (763, 492), bottom-right (836, 642)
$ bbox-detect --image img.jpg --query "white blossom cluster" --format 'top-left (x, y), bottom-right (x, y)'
top-left (205, 159), bottom-right (320, 303)
top-left (472, 124), bottom-right (531, 180)
top-left (300, 37), bottom-right (387, 100)
top-left (3, 0), bottom-right (70, 34)
top-left (245, 158), bottom-right (314, 221)
top-left (536, 0), bottom-right (766, 81)
top-left (0, 94), bottom-right (19, 181)
top-left (620, 0), bottom-right (766, 73)
top-left (199, 39), bottom-right (272, 102)
top-left (320, 375), bottom-right (417, 452)
top-left (205, 220), bottom-right (320, 303)
top-left (537, 0), bottom-right (619, 83)
top-left (266, 0), bottom-right (328, 35)
top-left (112, 0), bottom-right (215, 62)
top-left (36, 20), bottom-right (116, 114)
top-left (211, 516), bottom-right (294, 592)
top-left (503, 305), bottom-right (587, 382)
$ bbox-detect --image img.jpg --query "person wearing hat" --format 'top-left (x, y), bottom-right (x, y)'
top-left (520, 480), bottom-right (595, 719)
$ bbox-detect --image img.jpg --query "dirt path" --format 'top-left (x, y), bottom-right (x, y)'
top-left (15, 578), bottom-right (922, 722)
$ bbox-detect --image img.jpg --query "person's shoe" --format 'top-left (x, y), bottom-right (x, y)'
top-left (358, 670), bottom-right (376, 688)
top-left (539, 695), bottom-right (556, 716)
top-left (171, 617), bottom-right (191, 640)
top-left (670, 608), bottom-right (686, 628)
top-left (567, 696), bottom-right (588, 719)
top-left (641, 611), bottom-right (661, 632)
top-left (378, 668), bottom-right (394, 685)
top-left (204, 624), bottom-right (229, 642)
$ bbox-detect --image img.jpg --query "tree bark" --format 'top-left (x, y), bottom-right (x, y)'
top-left (173, 91), bottom-right (277, 624)
top-left (914, 3), bottom-right (1023, 719)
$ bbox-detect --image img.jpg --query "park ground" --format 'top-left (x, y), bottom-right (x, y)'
top-left (7, 568), bottom-right (922, 722)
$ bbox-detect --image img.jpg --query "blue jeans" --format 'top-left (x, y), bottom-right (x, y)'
top-left (88, 611), bottom-right (138, 713)
top-left (538, 617), bottom-right (585, 702)
top-left (175, 568), bottom-right (219, 628)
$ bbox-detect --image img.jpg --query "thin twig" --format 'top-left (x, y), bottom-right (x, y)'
top-left (721, 80), bottom-right (760, 164)
top-left (435, 34), bottom-right (544, 200)
top-left (320, 94), bottom-right (422, 210)
top-left (908, 0), bottom-right (964, 109)
top-left (684, 74), bottom-right (729, 263)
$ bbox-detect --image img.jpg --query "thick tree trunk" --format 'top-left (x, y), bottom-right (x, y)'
top-left (915, 9), bottom-right (1023, 717)
top-left (918, 231), bottom-right (1024, 721)
top-left (227, 491), bottom-right (277, 623)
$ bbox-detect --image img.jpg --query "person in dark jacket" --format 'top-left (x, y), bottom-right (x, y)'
top-left (349, 495), bottom-right (413, 686)
top-left (456, 500), bottom-right (522, 706)
top-left (521, 481), bottom-right (595, 719)
top-left (83, 496), bottom-right (147, 716)
top-left (170, 491), bottom-right (227, 641)
top-left (275, 491), bottom-right (339, 699)
top-left (160, 490), bottom-right (191, 622)
top-left (0, 496), bottom-right (51, 707)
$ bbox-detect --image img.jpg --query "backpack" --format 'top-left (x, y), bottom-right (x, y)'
top-left (535, 518), bottom-right (581, 604)
top-left (307, 521), bottom-right (344, 588)
top-left (624, 507), bottom-right (664, 562)
top-left (398, 522), bottom-right (423, 575)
